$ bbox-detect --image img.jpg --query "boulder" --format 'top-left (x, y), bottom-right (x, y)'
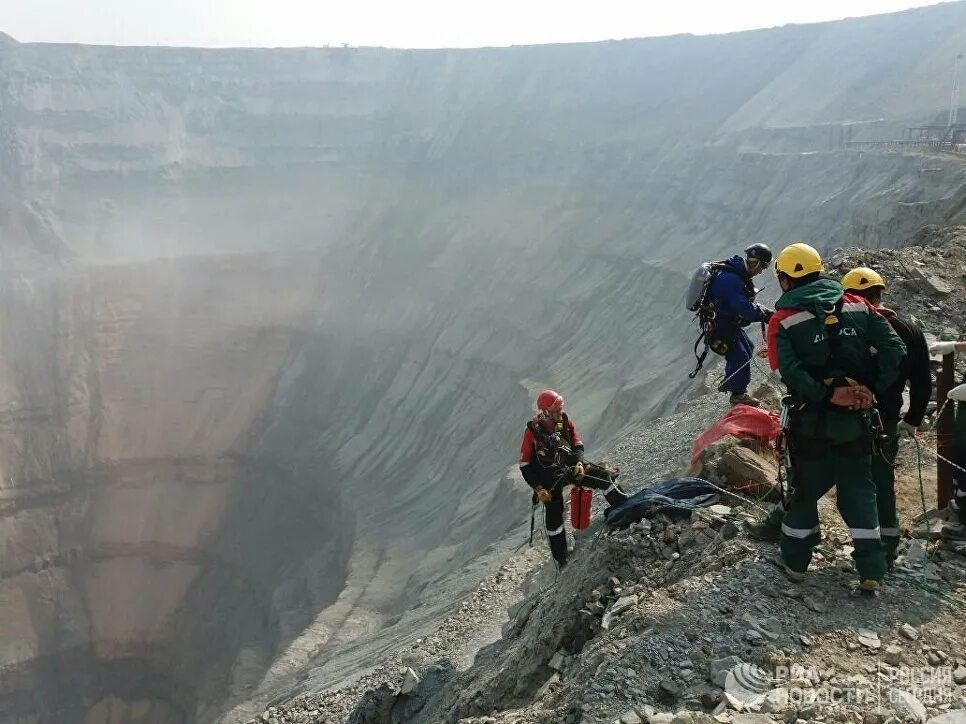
top-left (400, 668), bottom-right (419, 695)
top-left (548, 651), bottom-right (567, 671)
top-left (927, 713), bottom-right (966, 724)
top-left (610, 594), bottom-right (639, 615)
top-left (709, 656), bottom-right (743, 687)
top-left (717, 446), bottom-right (777, 486)
top-left (890, 689), bottom-right (927, 723)
top-left (910, 267), bottom-right (952, 297)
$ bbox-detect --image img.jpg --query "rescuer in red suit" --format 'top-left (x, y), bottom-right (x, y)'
top-left (519, 389), bottom-right (628, 568)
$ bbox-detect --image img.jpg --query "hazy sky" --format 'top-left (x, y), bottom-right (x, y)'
top-left (0, 0), bottom-right (952, 48)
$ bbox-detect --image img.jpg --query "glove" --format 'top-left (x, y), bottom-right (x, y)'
top-left (897, 420), bottom-right (919, 438)
top-left (829, 385), bottom-right (874, 410)
top-left (929, 341), bottom-right (959, 356)
top-left (758, 306), bottom-right (774, 322)
top-left (949, 383), bottom-right (966, 403)
top-left (535, 487), bottom-right (552, 504)
top-left (573, 462), bottom-right (585, 481)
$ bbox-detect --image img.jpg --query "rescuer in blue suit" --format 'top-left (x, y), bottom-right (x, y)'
top-left (704, 244), bottom-right (773, 406)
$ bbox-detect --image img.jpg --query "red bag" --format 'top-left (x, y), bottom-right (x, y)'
top-left (690, 404), bottom-right (781, 465)
top-left (570, 486), bottom-right (592, 530)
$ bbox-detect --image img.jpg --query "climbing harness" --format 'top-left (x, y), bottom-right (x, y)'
top-left (687, 262), bottom-right (757, 379)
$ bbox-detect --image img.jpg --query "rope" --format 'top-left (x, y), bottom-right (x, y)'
top-left (935, 398), bottom-right (952, 425)
top-left (697, 479), bottom-right (772, 514)
top-left (917, 445), bottom-right (966, 475)
top-left (714, 356), bottom-right (754, 390)
top-left (912, 437), bottom-right (931, 589)
top-left (902, 436), bottom-right (966, 609)
top-left (580, 471), bottom-right (619, 486)
top-left (752, 357), bottom-right (785, 397)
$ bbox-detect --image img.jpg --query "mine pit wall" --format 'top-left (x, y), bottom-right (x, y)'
top-left (2, 8), bottom-right (966, 719)
top-left (0, 244), bottom-right (686, 723)
top-left (0, 142), bottom-right (963, 724)
top-left (0, 254), bottom-right (354, 723)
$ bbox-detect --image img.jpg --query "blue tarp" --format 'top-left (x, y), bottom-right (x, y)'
top-left (604, 477), bottom-right (720, 529)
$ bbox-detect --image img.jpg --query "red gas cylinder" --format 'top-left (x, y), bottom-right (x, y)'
top-left (570, 486), bottom-right (593, 530)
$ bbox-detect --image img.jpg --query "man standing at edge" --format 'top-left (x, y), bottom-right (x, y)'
top-left (767, 244), bottom-right (905, 593)
top-left (519, 390), bottom-right (629, 569)
top-left (841, 267), bottom-right (931, 565)
top-left (703, 243), bottom-right (774, 407)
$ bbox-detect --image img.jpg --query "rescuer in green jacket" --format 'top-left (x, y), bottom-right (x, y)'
top-left (767, 243), bottom-right (906, 593)
top-left (841, 267), bottom-right (932, 564)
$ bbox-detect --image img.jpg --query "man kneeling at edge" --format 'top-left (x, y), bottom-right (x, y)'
top-left (519, 390), bottom-right (629, 569)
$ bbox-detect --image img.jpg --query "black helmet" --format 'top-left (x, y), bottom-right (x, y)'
top-left (744, 243), bottom-right (773, 264)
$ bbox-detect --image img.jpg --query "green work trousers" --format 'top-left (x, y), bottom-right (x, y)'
top-left (780, 445), bottom-right (886, 581)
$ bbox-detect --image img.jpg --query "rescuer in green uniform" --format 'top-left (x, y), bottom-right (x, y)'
top-left (768, 243), bottom-right (906, 593)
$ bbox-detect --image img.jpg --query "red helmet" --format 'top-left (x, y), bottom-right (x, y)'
top-left (536, 389), bottom-right (564, 414)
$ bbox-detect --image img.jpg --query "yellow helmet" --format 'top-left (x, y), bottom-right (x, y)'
top-left (842, 266), bottom-right (886, 292)
top-left (774, 243), bottom-right (824, 278)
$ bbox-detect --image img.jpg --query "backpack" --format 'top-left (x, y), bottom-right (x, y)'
top-left (686, 261), bottom-right (747, 379)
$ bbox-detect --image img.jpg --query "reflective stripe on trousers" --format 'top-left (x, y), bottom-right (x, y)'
top-left (781, 523), bottom-right (820, 539)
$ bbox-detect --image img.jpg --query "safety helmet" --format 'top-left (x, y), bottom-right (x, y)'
top-left (841, 266), bottom-right (886, 292)
top-left (774, 243), bottom-right (824, 278)
top-left (744, 243), bottom-right (773, 264)
top-left (536, 389), bottom-right (564, 413)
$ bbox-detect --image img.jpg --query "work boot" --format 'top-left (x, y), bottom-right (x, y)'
top-left (782, 562), bottom-right (806, 583)
top-left (942, 521), bottom-right (966, 541)
top-left (745, 518), bottom-right (782, 543)
top-left (603, 484), bottom-right (630, 508)
top-left (548, 527), bottom-right (569, 566)
top-left (769, 553), bottom-right (806, 582)
top-left (857, 578), bottom-right (881, 596)
top-left (602, 483), bottom-right (630, 519)
top-left (730, 393), bottom-right (761, 408)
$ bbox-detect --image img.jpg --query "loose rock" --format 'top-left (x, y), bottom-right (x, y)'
top-left (400, 667), bottom-right (419, 695)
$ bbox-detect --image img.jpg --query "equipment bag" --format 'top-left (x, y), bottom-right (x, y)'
top-left (686, 261), bottom-right (745, 378)
top-left (570, 485), bottom-right (592, 530)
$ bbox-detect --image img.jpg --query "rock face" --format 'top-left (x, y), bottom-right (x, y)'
top-left (3, 5), bottom-right (966, 268)
top-left (0, 254), bottom-right (340, 722)
top-left (1, 4), bottom-right (966, 724)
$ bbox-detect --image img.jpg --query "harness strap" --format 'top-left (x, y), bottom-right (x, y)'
top-left (528, 414), bottom-right (577, 469)
top-left (689, 330), bottom-right (710, 379)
